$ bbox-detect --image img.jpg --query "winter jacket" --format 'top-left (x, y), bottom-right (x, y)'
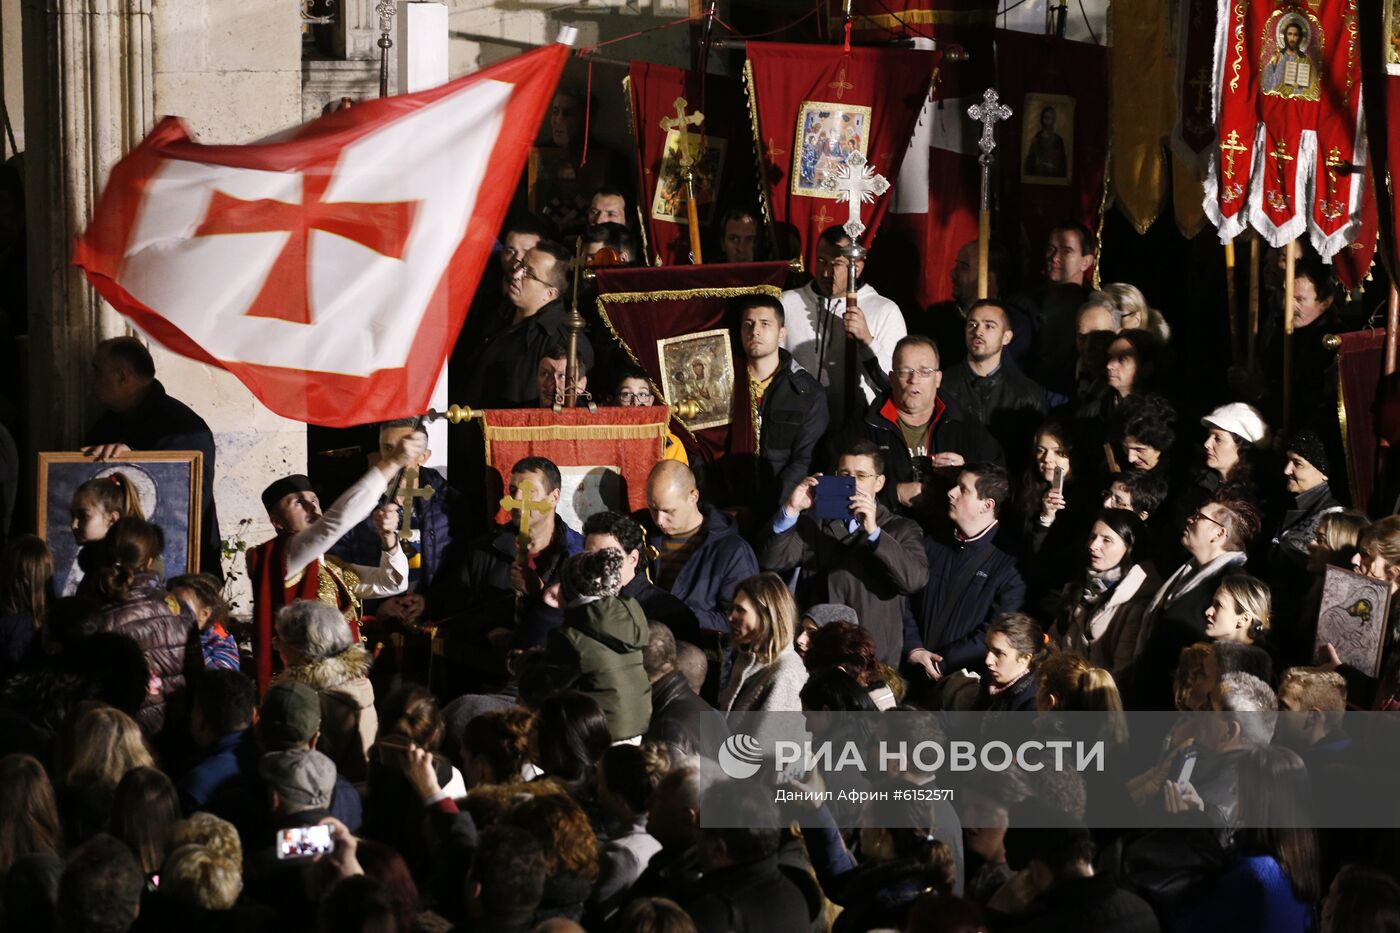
top-left (682, 851), bottom-right (823, 933)
top-left (636, 504), bottom-right (759, 636)
top-left (644, 669), bottom-right (730, 758)
top-left (756, 350), bottom-right (830, 507)
top-left (455, 515), bottom-right (584, 648)
top-left (1056, 563), bottom-right (1160, 675)
top-left (905, 525), bottom-right (1026, 671)
top-left (972, 668), bottom-right (1039, 712)
top-left (1271, 481), bottom-right (1342, 570)
top-left (545, 596), bottom-right (652, 741)
top-left (719, 642), bottom-right (808, 714)
top-left (463, 299), bottom-right (595, 409)
top-left (761, 504), bottom-right (929, 666)
top-left (857, 393), bottom-right (1004, 511)
top-left (271, 644), bottom-right (378, 782)
top-left (329, 465), bottom-right (466, 611)
top-left (93, 573), bottom-right (199, 735)
top-left (620, 574), bottom-right (701, 646)
top-left (939, 359), bottom-right (1050, 469)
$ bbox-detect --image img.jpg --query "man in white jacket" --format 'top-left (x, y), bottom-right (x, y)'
top-left (781, 226), bottom-right (907, 427)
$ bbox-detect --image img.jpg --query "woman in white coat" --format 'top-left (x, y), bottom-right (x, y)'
top-left (1055, 509), bottom-right (1160, 675)
top-left (719, 572), bottom-right (809, 714)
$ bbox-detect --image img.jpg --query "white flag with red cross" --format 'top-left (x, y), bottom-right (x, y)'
top-left (75, 44), bottom-right (567, 427)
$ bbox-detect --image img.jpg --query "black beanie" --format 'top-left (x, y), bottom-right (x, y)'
top-left (1285, 429), bottom-right (1330, 478)
top-left (261, 474), bottom-right (315, 513)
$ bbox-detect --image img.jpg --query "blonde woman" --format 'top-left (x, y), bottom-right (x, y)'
top-left (719, 573), bottom-right (808, 714)
top-left (62, 705), bottom-right (154, 844)
top-left (1204, 573), bottom-right (1271, 646)
top-left (1104, 282), bottom-right (1171, 342)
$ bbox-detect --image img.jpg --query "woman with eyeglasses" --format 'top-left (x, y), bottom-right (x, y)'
top-left (1054, 508), bottom-right (1159, 676)
top-left (612, 366), bottom-right (688, 465)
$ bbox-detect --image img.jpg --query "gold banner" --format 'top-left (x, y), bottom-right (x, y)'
top-left (1110, 0), bottom-right (1178, 234)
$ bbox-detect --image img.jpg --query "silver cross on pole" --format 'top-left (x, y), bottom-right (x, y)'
top-left (966, 88), bottom-right (1012, 299)
top-left (823, 151), bottom-right (890, 246)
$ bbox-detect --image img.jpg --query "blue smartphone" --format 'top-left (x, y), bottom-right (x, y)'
top-left (813, 475), bottom-right (856, 522)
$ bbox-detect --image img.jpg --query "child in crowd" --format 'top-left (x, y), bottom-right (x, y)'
top-left (169, 573), bottom-right (240, 671)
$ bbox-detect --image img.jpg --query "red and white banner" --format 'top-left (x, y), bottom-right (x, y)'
top-left (75, 45), bottom-right (568, 427)
top-left (1204, 0), bottom-right (1365, 261)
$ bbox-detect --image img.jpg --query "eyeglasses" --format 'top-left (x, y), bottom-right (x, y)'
top-left (1187, 511), bottom-right (1226, 530)
top-left (512, 259), bottom-right (552, 288)
top-left (836, 470), bottom-right (877, 480)
top-left (618, 390), bottom-right (654, 403)
top-left (892, 367), bottom-right (938, 382)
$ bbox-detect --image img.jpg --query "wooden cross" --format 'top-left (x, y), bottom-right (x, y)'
top-left (500, 477), bottom-right (551, 540)
top-left (394, 467), bottom-right (436, 534)
top-left (1219, 129), bottom-right (1248, 179)
top-left (1189, 66), bottom-right (1212, 114)
top-left (822, 151), bottom-right (889, 242)
top-left (828, 65), bottom-right (854, 101)
top-left (659, 97), bottom-right (705, 169)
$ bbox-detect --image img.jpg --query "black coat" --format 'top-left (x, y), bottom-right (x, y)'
top-left (757, 351), bottom-right (830, 508)
top-left (906, 524), bottom-right (1026, 671)
top-left (644, 669), bottom-right (730, 758)
top-left (682, 853), bottom-right (822, 933)
top-left (86, 379), bottom-right (223, 579)
top-left (453, 515), bottom-right (584, 648)
top-left (462, 300), bottom-right (594, 409)
top-left (621, 574), bottom-right (702, 646)
top-left (858, 392), bottom-right (1003, 511)
top-left (939, 360), bottom-right (1050, 472)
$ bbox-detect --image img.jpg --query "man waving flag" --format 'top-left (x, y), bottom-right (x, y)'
top-left (75, 44), bottom-right (567, 428)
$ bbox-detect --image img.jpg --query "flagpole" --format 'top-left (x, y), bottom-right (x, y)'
top-left (1248, 234), bottom-right (1260, 371)
top-left (376, 0), bottom-right (397, 98)
top-left (967, 89), bottom-right (1012, 301)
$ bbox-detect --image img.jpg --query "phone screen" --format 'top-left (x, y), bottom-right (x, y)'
top-left (276, 824), bottom-right (334, 860)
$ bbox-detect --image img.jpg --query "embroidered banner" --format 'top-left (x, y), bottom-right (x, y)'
top-left (744, 41), bottom-right (939, 269)
top-left (625, 62), bottom-right (754, 266)
top-left (1360, 0), bottom-right (1399, 284)
top-left (1205, 0), bottom-right (1365, 260)
top-left (595, 261), bottom-right (790, 465)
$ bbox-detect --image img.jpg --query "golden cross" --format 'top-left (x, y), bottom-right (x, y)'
top-left (828, 65), bottom-right (855, 101)
top-left (813, 204), bottom-right (834, 228)
top-left (500, 477), bottom-right (551, 539)
top-left (659, 96), bottom-right (705, 169)
top-left (1269, 137), bottom-right (1295, 171)
top-left (1189, 66), bottom-right (1212, 114)
top-left (1324, 146), bottom-right (1345, 198)
top-left (395, 467), bottom-right (436, 534)
top-left (765, 136), bottom-right (787, 163)
top-left (1219, 129), bottom-right (1248, 179)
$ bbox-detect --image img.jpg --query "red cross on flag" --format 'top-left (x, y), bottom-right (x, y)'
top-left (75, 44), bottom-right (567, 427)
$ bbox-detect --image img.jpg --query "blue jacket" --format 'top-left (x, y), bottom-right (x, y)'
top-left (636, 504), bottom-right (759, 636)
top-left (329, 466), bottom-right (464, 611)
top-left (904, 523), bottom-right (1025, 671)
top-left (178, 729), bottom-right (262, 820)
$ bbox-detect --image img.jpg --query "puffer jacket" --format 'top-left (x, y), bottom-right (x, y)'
top-left (272, 644), bottom-right (378, 782)
top-left (93, 572), bottom-right (198, 735)
top-left (546, 596), bottom-right (652, 741)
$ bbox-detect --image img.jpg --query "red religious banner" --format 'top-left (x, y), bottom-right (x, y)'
top-left (849, 0), bottom-right (997, 312)
top-left (744, 41), bottom-right (939, 269)
top-left (1206, 0), bottom-right (1364, 261)
top-left (626, 62), bottom-right (753, 266)
top-left (594, 261), bottom-right (791, 464)
top-left (1336, 328), bottom-right (1385, 510)
top-left (484, 407), bottom-right (672, 525)
top-left (993, 30), bottom-right (1110, 261)
top-left (74, 45), bottom-right (566, 427)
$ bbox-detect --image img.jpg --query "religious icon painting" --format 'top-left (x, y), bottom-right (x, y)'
top-left (1020, 93), bottom-right (1075, 186)
top-left (1389, 0), bottom-right (1400, 68)
top-left (657, 328), bottom-right (735, 431)
top-left (1259, 6), bottom-right (1324, 101)
top-left (790, 101), bottom-right (872, 198)
top-left (650, 130), bottom-right (728, 225)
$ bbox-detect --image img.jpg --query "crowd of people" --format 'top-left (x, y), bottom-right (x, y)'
top-left (3, 150), bottom-right (1400, 932)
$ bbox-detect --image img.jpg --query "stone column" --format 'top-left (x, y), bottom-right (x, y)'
top-left (22, 0), bottom-right (154, 449)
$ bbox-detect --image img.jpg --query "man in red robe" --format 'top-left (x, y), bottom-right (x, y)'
top-left (247, 431), bottom-right (426, 693)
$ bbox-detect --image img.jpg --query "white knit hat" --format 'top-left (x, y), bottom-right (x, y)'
top-left (1201, 402), bottom-right (1269, 445)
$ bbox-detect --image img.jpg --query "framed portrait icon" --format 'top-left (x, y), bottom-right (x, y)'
top-left (657, 329), bottom-right (735, 432)
top-left (1020, 92), bottom-right (1075, 187)
top-left (790, 101), bottom-right (872, 198)
top-left (37, 450), bottom-right (204, 597)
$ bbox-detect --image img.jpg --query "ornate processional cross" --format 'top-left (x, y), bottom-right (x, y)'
top-left (500, 478), bottom-right (551, 540)
top-left (395, 467), bottom-right (436, 534)
top-left (822, 151), bottom-right (890, 242)
top-left (659, 97), bottom-right (705, 170)
top-left (966, 88), bottom-right (1011, 211)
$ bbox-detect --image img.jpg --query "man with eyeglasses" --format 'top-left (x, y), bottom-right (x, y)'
top-left (780, 225), bottom-right (907, 426)
top-left (760, 440), bottom-right (927, 665)
top-left (1128, 496), bottom-right (1260, 708)
top-left (857, 334), bottom-right (1001, 516)
top-left (461, 241), bottom-right (593, 409)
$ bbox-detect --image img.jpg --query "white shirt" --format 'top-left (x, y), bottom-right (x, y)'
top-left (284, 466), bottom-right (408, 597)
top-left (781, 282), bottom-right (907, 425)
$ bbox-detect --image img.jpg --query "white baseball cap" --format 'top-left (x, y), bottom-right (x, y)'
top-left (1201, 402), bottom-right (1269, 445)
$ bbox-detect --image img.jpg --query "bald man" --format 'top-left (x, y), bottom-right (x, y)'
top-left (938, 299), bottom-right (1051, 473)
top-left (635, 461), bottom-right (758, 643)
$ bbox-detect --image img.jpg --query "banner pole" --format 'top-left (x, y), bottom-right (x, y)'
top-left (1248, 234), bottom-right (1260, 372)
top-left (1283, 238), bottom-right (1296, 435)
top-left (1224, 238), bottom-right (1240, 365)
top-left (1387, 285), bottom-right (1400, 377)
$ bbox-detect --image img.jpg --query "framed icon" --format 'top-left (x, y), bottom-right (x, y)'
top-left (790, 101), bottom-right (872, 198)
top-left (657, 329), bottom-right (735, 432)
